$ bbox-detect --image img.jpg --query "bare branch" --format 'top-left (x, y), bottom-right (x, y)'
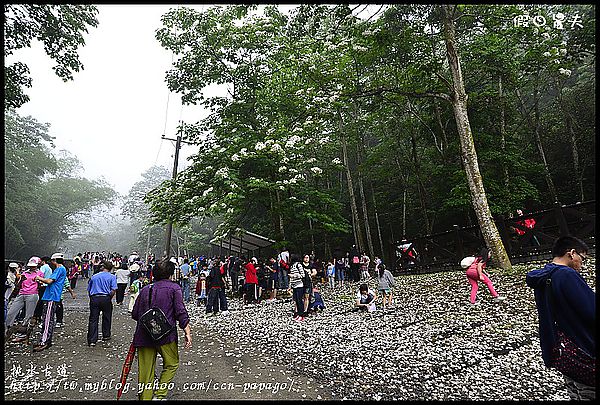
top-left (345, 87), bottom-right (452, 102)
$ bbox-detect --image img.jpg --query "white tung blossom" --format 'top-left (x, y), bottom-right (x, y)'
top-left (231, 154), bottom-right (240, 161)
top-left (310, 167), bottom-right (323, 175)
top-left (332, 157), bottom-right (342, 165)
top-left (558, 68), bottom-right (572, 77)
top-left (202, 187), bottom-right (214, 197)
top-left (559, 48), bottom-right (567, 56)
top-left (306, 158), bottom-right (316, 164)
top-left (216, 167), bottom-right (229, 178)
top-left (278, 166), bottom-right (287, 173)
top-left (319, 136), bottom-right (331, 145)
top-left (271, 143), bottom-right (283, 153)
top-left (255, 141), bottom-right (266, 151)
top-left (543, 51), bottom-right (551, 57)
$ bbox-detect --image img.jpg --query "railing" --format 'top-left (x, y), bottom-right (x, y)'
top-left (393, 201), bottom-right (595, 274)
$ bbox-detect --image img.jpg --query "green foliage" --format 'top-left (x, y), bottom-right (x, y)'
top-left (4, 4), bottom-right (99, 108)
top-left (4, 110), bottom-right (115, 259)
top-left (145, 4), bottom-right (595, 257)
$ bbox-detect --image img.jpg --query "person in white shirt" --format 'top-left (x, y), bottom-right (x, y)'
top-left (115, 263), bottom-right (130, 306)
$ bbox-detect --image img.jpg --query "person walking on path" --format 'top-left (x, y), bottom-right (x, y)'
top-left (32, 253), bottom-right (68, 352)
top-left (131, 259), bottom-right (192, 400)
top-left (86, 261), bottom-right (117, 346)
top-left (128, 274), bottom-right (146, 313)
top-left (180, 258), bottom-right (192, 303)
top-left (115, 262), bottom-right (130, 306)
top-left (465, 248), bottom-right (505, 304)
top-left (289, 254), bottom-right (307, 322)
top-left (377, 264), bottom-right (395, 310)
top-left (5, 257), bottom-right (44, 339)
top-left (525, 236), bottom-right (595, 400)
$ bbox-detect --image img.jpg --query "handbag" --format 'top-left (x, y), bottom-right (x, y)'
top-left (545, 278), bottom-right (595, 386)
top-left (138, 284), bottom-right (175, 342)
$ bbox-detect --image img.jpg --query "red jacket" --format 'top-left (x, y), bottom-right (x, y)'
top-left (244, 263), bottom-right (258, 284)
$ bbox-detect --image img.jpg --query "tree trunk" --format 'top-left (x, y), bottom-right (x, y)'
top-left (498, 75), bottom-right (509, 188)
top-left (339, 111), bottom-right (365, 252)
top-left (533, 77), bottom-right (560, 204)
top-left (441, 5), bottom-right (511, 271)
top-left (409, 128), bottom-right (431, 234)
top-left (433, 98), bottom-right (449, 159)
top-left (308, 217), bottom-right (315, 255)
top-left (557, 81), bottom-right (585, 202)
top-left (357, 140), bottom-right (375, 257)
top-left (370, 182), bottom-right (385, 258)
top-left (275, 189), bottom-right (285, 240)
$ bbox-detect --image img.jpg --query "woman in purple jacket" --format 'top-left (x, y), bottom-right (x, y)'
top-left (132, 259), bottom-right (192, 400)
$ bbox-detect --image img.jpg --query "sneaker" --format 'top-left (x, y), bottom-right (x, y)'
top-left (494, 296), bottom-right (506, 302)
top-left (102, 336), bottom-right (111, 341)
top-left (221, 310), bottom-right (230, 315)
top-left (294, 316), bottom-right (305, 322)
top-left (55, 322), bottom-right (64, 328)
top-left (88, 342), bottom-right (96, 347)
top-left (11, 334), bottom-right (28, 343)
top-left (33, 343), bottom-right (51, 352)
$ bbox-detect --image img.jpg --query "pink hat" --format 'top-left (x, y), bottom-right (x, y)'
top-left (27, 256), bottom-right (41, 267)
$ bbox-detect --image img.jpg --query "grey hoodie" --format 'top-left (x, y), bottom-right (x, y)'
top-left (377, 269), bottom-right (395, 290)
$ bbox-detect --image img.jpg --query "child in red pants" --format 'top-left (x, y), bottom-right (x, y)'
top-left (466, 248), bottom-right (506, 304)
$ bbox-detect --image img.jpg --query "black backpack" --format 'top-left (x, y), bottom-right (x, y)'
top-left (138, 284), bottom-right (175, 341)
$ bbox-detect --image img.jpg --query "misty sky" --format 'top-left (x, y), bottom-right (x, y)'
top-left (9, 4), bottom-right (380, 196)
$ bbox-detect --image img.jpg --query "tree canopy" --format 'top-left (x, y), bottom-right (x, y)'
top-left (4, 4), bottom-right (99, 109)
top-left (141, 5), bottom-right (594, 263)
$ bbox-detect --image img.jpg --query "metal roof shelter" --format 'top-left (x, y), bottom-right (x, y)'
top-left (209, 228), bottom-right (276, 258)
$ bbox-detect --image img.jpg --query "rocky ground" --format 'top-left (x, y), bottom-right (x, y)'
top-left (4, 258), bottom-right (595, 400)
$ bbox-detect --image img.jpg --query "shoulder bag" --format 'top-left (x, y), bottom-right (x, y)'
top-left (138, 284), bottom-right (175, 342)
top-left (545, 277), bottom-right (595, 386)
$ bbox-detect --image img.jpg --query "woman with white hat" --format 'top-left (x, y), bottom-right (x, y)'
top-left (5, 257), bottom-right (44, 340)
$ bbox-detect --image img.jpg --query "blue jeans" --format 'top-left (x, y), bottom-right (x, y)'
top-left (278, 268), bottom-right (289, 289)
top-left (181, 278), bottom-right (190, 302)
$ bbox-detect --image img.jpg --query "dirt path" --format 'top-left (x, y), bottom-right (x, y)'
top-left (4, 279), bottom-right (333, 400)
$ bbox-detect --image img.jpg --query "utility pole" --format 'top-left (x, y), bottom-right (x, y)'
top-left (162, 123), bottom-right (192, 259)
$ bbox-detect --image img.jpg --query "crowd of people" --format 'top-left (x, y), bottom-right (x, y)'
top-left (3, 235), bottom-right (595, 400)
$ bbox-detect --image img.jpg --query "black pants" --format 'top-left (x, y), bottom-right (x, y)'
top-left (32, 286), bottom-right (46, 319)
top-left (293, 287), bottom-right (306, 317)
top-left (70, 277), bottom-right (78, 290)
top-left (56, 299), bottom-right (64, 323)
top-left (87, 295), bottom-right (113, 344)
top-left (230, 271), bottom-right (239, 293)
top-left (116, 283), bottom-right (127, 304)
top-left (206, 288), bottom-right (221, 314)
top-left (244, 283), bottom-right (258, 304)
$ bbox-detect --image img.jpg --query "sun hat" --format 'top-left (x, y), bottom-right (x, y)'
top-left (27, 256), bottom-right (41, 267)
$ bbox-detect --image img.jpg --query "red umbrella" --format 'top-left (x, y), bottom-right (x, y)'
top-left (116, 342), bottom-right (136, 400)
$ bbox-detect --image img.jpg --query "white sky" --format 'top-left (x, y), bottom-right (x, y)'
top-left (9, 4), bottom-right (382, 196)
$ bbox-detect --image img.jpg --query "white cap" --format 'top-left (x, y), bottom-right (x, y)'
top-left (51, 252), bottom-right (64, 260)
top-left (9, 262), bottom-right (19, 268)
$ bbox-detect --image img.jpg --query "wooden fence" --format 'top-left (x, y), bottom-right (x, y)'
top-left (393, 200), bottom-right (595, 274)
